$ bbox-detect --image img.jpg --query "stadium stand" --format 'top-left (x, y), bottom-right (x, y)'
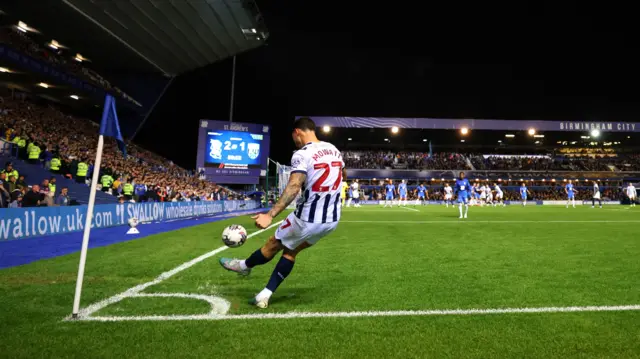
top-left (343, 150), bottom-right (640, 172)
top-left (0, 95), bottom-right (246, 207)
top-left (339, 149), bottom-right (639, 201)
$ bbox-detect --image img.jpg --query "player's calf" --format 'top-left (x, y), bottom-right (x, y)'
top-left (251, 242), bottom-right (311, 309)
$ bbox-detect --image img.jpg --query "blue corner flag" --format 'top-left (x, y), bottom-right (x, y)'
top-left (99, 94), bottom-right (126, 157)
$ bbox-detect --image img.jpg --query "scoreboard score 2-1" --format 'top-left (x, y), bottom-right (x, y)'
top-left (196, 120), bottom-right (270, 184)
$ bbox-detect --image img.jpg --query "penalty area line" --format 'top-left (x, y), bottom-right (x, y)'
top-left (77, 304), bottom-right (640, 322)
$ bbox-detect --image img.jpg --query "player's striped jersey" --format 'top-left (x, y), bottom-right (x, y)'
top-left (627, 185), bottom-right (637, 197)
top-left (291, 141), bottom-right (344, 223)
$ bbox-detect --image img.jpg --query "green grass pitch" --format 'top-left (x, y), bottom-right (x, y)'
top-left (1, 205), bottom-right (639, 358)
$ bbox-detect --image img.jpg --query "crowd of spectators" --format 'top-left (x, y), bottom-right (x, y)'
top-left (343, 151), bottom-right (469, 170)
top-left (468, 155), bottom-right (613, 172)
top-left (0, 96), bottom-right (251, 208)
top-left (343, 150), bottom-right (640, 172)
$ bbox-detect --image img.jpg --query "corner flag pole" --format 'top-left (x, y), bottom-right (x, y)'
top-left (71, 134), bottom-right (105, 318)
top-left (72, 94), bottom-right (125, 318)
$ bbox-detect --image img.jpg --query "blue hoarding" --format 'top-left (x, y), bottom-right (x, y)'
top-left (0, 200), bottom-right (260, 241)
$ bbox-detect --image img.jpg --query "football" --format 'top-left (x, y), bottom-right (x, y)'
top-left (128, 217), bottom-right (139, 228)
top-left (222, 225), bottom-right (247, 248)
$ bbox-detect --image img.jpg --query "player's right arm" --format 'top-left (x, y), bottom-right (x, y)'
top-left (267, 172), bottom-right (306, 219)
top-left (253, 151), bottom-right (307, 228)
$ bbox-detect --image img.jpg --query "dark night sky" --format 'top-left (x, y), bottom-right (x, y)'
top-left (134, 1), bottom-right (639, 168)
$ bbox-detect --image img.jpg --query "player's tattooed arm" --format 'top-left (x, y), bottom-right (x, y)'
top-left (267, 172), bottom-right (307, 218)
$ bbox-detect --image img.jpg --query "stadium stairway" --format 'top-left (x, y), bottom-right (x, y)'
top-left (1, 155), bottom-right (117, 205)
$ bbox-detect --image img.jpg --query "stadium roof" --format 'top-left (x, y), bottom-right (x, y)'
top-left (1, 0), bottom-right (268, 76)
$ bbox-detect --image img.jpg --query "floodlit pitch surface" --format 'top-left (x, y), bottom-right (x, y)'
top-left (1, 205), bottom-right (639, 358)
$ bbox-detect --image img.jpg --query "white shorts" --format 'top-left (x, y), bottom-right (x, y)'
top-left (630, 196), bottom-right (637, 201)
top-left (593, 192), bottom-right (601, 199)
top-left (352, 191), bottom-right (360, 199)
top-left (275, 213), bottom-right (339, 250)
top-left (496, 193), bottom-right (503, 199)
top-left (445, 194), bottom-right (452, 200)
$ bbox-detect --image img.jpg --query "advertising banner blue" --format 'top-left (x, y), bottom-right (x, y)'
top-left (0, 200), bottom-right (260, 241)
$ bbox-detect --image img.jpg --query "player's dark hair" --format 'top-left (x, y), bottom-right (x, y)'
top-left (293, 117), bottom-right (316, 132)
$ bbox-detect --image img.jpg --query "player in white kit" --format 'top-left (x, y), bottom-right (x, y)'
top-left (351, 180), bottom-right (361, 207)
top-left (494, 183), bottom-right (505, 206)
top-left (591, 180), bottom-right (602, 208)
top-left (626, 183), bottom-right (637, 207)
top-left (220, 118), bottom-right (343, 308)
top-left (443, 183), bottom-right (453, 207)
top-left (479, 184), bottom-right (487, 206)
top-left (485, 183), bottom-right (494, 206)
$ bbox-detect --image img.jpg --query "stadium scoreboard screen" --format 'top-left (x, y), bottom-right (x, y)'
top-left (196, 120), bottom-right (270, 184)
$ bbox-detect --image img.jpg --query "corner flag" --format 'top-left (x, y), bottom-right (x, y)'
top-left (100, 94), bottom-right (126, 157)
top-left (71, 94), bottom-right (125, 319)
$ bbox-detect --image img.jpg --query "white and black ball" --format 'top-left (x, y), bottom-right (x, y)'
top-left (222, 225), bottom-right (247, 248)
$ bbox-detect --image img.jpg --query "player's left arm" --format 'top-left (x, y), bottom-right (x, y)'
top-left (267, 172), bottom-right (307, 219)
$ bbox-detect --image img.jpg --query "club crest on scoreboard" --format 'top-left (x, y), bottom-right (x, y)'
top-left (247, 143), bottom-right (260, 160)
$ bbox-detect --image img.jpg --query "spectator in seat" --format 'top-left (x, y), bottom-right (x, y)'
top-left (56, 187), bottom-right (70, 206)
top-left (134, 180), bottom-right (147, 202)
top-left (22, 185), bottom-right (44, 207)
top-left (48, 177), bottom-right (57, 197)
top-left (9, 190), bottom-right (22, 208)
top-left (0, 173), bottom-right (9, 207)
top-left (1, 162), bottom-right (19, 180)
top-left (16, 175), bottom-right (27, 190)
top-left (4, 175), bottom-right (17, 193)
top-left (40, 179), bottom-right (54, 207)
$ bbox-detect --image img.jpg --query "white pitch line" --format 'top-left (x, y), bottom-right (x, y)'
top-left (68, 221), bottom-right (282, 320)
top-left (400, 206), bottom-right (420, 212)
top-left (76, 304), bottom-right (640, 322)
top-left (340, 220), bottom-right (640, 224)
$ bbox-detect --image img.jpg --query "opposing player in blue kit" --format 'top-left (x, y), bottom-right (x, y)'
top-left (565, 180), bottom-right (578, 208)
top-left (383, 180), bottom-right (396, 208)
top-left (415, 182), bottom-right (428, 205)
top-left (520, 182), bottom-right (530, 206)
top-left (398, 180), bottom-right (408, 206)
top-left (454, 172), bottom-right (471, 219)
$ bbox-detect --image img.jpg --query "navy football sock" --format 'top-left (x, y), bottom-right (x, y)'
top-left (245, 249), bottom-right (273, 268)
top-left (266, 256), bottom-right (295, 292)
